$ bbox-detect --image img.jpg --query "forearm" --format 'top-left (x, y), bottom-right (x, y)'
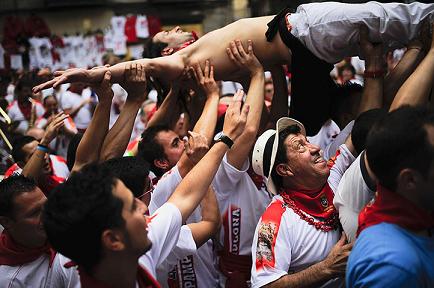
top-left (264, 261), bottom-right (333, 288)
top-left (65, 105), bottom-right (83, 119)
top-left (100, 100), bottom-right (141, 161)
top-left (192, 94), bottom-right (219, 145)
top-left (22, 145), bottom-right (47, 181)
top-left (168, 142), bottom-right (229, 222)
top-left (147, 88), bottom-right (179, 128)
top-left (384, 47), bottom-right (424, 108)
top-left (358, 56), bottom-right (384, 115)
top-left (390, 49), bottom-right (434, 111)
top-left (72, 101), bottom-right (111, 172)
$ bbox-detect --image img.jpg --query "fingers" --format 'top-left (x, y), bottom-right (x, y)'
top-left (53, 70), bottom-right (65, 76)
top-left (230, 89), bottom-right (244, 111)
top-left (33, 78), bottom-right (59, 93)
top-left (193, 63), bottom-right (204, 83)
top-left (247, 40), bottom-right (253, 55)
top-left (240, 103), bottom-right (250, 122)
top-left (236, 40), bottom-right (247, 58)
top-left (337, 232), bottom-right (347, 245)
top-left (204, 60), bottom-right (210, 78)
top-left (210, 65), bottom-right (214, 80)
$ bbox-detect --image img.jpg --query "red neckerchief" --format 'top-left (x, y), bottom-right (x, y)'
top-left (17, 101), bottom-right (32, 120)
top-left (279, 184), bottom-right (340, 231)
top-left (357, 185), bottom-right (434, 237)
top-left (76, 264), bottom-right (160, 288)
top-left (0, 232), bottom-right (56, 267)
top-left (172, 31), bottom-right (198, 53)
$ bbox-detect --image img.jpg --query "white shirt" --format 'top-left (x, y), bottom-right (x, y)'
top-left (7, 101), bottom-right (45, 134)
top-left (251, 143), bottom-right (355, 288)
top-left (149, 165), bottom-right (220, 288)
top-left (0, 253), bottom-right (80, 288)
top-left (139, 202), bottom-right (182, 277)
top-left (61, 90), bottom-right (92, 130)
top-left (333, 151), bottom-right (375, 242)
top-left (307, 119), bottom-right (340, 152)
top-left (289, 2), bottom-right (434, 63)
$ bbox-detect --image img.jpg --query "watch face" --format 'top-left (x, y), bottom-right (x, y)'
top-left (214, 131), bottom-right (223, 141)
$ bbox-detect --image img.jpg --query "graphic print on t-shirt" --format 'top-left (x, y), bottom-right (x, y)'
top-left (167, 255), bottom-right (198, 288)
top-left (223, 205), bottom-right (242, 254)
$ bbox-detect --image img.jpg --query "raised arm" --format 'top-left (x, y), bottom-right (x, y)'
top-left (226, 40), bottom-right (265, 169)
top-left (186, 186), bottom-right (221, 247)
top-left (99, 63), bottom-right (148, 161)
top-left (390, 23), bottom-right (434, 111)
top-left (167, 92), bottom-right (249, 222)
top-left (263, 65), bottom-right (289, 130)
top-left (22, 112), bottom-right (68, 180)
top-left (71, 71), bottom-right (113, 172)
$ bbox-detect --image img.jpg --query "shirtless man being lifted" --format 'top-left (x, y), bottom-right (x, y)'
top-left (34, 2), bottom-right (433, 134)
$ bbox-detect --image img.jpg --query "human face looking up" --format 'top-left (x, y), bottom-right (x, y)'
top-left (282, 133), bottom-right (329, 190)
top-left (43, 96), bottom-right (58, 115)
top-left (112, 180), bottom-right (152, 255)
top-left (155, 130), bottom-right (185, 170)
top-left (153, 26), bottom-right (197, 49)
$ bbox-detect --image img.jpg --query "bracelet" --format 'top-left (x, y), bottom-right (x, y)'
top-left (364, 70), bottom-right (385, 79)
top-left (37, 144), bottom-right (50, 153)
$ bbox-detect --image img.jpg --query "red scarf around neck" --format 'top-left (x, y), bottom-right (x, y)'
top-left (0, 231), bottom-right (56, 267)
top-left (357, 185), bottom-right (434, 237)
top-left (279, 184), bottom-right (339, 231)
top-left (17, 101), bottom-right (32, 121)
top-left (76, 264), bottom-right (160, 288)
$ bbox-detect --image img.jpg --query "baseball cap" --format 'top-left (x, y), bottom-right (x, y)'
top-left (252, 117), bottom-right (306, 195)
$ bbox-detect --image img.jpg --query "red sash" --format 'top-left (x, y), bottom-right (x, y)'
top-left (279, 184), bottom-right (339, 231)
top-left (357, 185), bottom-right (434, 236)
top-left (76, 264), bottom-right (160, 288)
top-left (0, 232), bottom-right (56, 267)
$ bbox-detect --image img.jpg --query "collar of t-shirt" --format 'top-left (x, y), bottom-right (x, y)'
top-left (76, 264), bottom-right (160, 288)
top-left (0, 231), bottom-right (56, 267)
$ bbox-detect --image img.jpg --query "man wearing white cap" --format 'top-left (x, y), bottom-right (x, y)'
top-left (250, 117), bottom-right (356, 287)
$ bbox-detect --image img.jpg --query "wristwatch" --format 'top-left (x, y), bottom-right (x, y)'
top-left (214, 132), bottom-right (234, 148)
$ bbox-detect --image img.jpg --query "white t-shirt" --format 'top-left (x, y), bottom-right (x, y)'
top-left (149, 165), bottom-right (220, 288)
top-left (61, 90), bottom-right (92, 130)
top-left (139, 202), bottom-right (182, 277)
top-left (333, 151), bottom-right (376, 242)
top-left (212, 155), bottom-right (272, 256)
top-left (135, 15), bottom-right (150, 38)
top-left (250, 143), bottom-right (355, 288)
top-left (7, 100), bottom-right (45, 134)
top-left (307, 119), bottom-right (340, 152)
top-left (289, 2), bottom-right (434, 63)
top-left (0, 253), bottom-right (80, 288)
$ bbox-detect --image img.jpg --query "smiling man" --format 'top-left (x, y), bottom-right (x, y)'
top-left (250, 117), bottom-right (356, 287)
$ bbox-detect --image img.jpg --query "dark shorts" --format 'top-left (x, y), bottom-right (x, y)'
top-left (266, 9), bottom-right (338, 136)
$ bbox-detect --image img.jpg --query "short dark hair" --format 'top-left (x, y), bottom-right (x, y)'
top-left (366, 105), bottom-right (434, 191)
top-left (351, 108), bottom-right (387, 155)
top-left (0, 175), bottom-right (37, 218)
top-left (142, 38), bottom-right (168, 59)
top-left (331, 82), bottom-right (363, 128)
top-left (138, 125), bottom-right (171, 177)
top-left (43, 164), bottom-right (125, 272)
top-left (66, 133), bottom-right (83, 171)
top-left (100, 157), bottom-right (150, 198)
top-left (270, 125), bottom-right (301, 190)
top-left (11, 136), bottom-right (36, 163)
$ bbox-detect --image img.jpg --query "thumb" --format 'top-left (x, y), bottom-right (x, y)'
top-left (241, 103), bottom-right (250, 121)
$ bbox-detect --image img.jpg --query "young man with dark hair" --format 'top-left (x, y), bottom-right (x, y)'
top-left (42, 91), bottom-right (249, 287)
top-left (34, 2), bottom-right (433, 135)
top-left (0, 175), bottom-right (79, 287)
top-left (347, 106), bottom-right (434, 287)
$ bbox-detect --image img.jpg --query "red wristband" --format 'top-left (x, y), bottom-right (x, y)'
top-left (364, 70), bottom-right (385, 79)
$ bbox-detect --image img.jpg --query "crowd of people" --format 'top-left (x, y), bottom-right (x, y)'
top-left (0, 1), bottom-right (434, 288)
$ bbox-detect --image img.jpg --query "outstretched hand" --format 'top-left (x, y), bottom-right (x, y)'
top-left (322, 233), bottom-right (353, 277)
top-left (191, 60), bottom-right (220, 97)
top-left (226, 39), bottom-right (263, 75)
top-left (222, 89), bottom-right (249, 141)
top-left (184, 131), bottom-right (209, 164)
top-left (359, 25), bottom-right (384, 71)
top-left (120, 62), bottom-right (148, 104)
top-left (33, 67), bottom-right (94, 93)
top-left (40, 112), bottom-right (69, 146)
top-left (90, 70), bottom-right (114, 105)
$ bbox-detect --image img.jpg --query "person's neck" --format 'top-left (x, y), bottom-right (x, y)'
top-left (93, 254), bottom-right (138, 288)
top-left (282, 178), bottom-right (324, 192)
top-left (8, 231), bottom-right (47, 249)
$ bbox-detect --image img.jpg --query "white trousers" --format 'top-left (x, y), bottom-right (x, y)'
top-left (288, 1), bottom-right (434, 63)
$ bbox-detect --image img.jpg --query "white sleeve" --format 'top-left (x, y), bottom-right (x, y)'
top-left (141, 203), bottom-right (182, 269)
top-left (160, 225), bottom-right (197, 268)
top-left (327, 144), bottom-right (356, 193)
top-left (50, 254), bottom-right (81, 288)
top-left (333, 152), bottom-right (375, 242)
top-left (324, 120), bottom-right (354, 161)
top-left (35, 103), bottom-right (45, 117)
top-left (212, 153), bottom-right (249, 199)
top-left (251, 201), bottom-right (292, 288)
top-left (149, 165), bottom-right (182, 214)
top-left (62, 93), bottom-right (74, 110)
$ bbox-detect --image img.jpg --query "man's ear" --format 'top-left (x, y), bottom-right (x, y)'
top-left (154, 159), bottom-right (169, 170)
top-left (101, 229), bottom-right (125, 252)
top-left (397, 168), bottom-right (419, 191)
top-left (161, 47), bottom-right (174, 56)
top-left (0, 216), bottom-right (13, 230)
top-left (276, 163), bottom-right (294, 177)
